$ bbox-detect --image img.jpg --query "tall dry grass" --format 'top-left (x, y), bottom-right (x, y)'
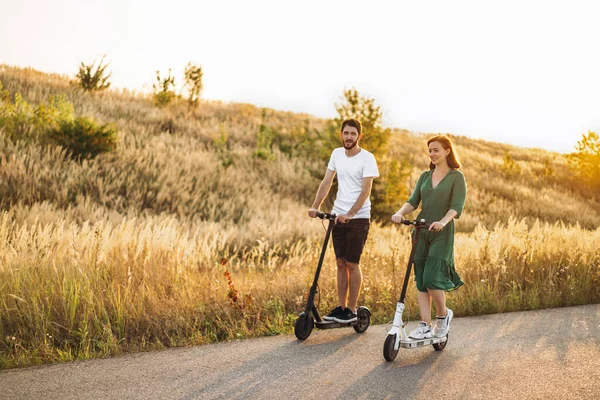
top-left (1, 213), bottom-right (598, 368)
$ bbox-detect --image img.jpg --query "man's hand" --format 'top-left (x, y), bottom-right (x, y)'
top-left (391, 213), bottom-right (405, 224)
top-left (429, 221), bottom-right (445, 231)
top-left (308, 208), bottom-right (319, 218)
top-left (335, 214), bottom-right (353, 224)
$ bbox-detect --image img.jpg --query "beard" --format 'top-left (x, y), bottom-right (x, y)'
top-left (343, 139), bottom-right (358, 150)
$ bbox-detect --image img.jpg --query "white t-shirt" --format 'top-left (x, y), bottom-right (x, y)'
top-left (327, 147), bottom-right (379, 219)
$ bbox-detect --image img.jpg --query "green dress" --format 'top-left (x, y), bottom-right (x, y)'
top-left (407, 169), bottom-right (466, 292)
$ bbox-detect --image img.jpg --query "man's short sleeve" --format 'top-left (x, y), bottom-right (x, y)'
top-left (327, 150), bottom-right (336, 171)
top-left (363, 153), bottom-right (379, 178)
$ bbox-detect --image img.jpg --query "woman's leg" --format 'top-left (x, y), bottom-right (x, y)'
top-left (417, 291), bottom-right (432, 324)
top-left (428, 289), bottom-right (447, 317)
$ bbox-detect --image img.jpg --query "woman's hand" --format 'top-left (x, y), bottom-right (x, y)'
top-left (391, 213), bottom-right (405, 224)
top-left (429, 221), bottom-right (446, 231)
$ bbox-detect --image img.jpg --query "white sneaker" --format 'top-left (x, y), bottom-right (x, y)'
top-left (409, 321), bottom-right (433, 339)
top-left (433, 308), bottom-right (453, 338)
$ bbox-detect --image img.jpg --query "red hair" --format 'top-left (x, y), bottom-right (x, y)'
top-left (427, 135), bottom-right (461, 169)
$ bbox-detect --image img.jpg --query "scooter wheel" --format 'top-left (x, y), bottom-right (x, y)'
top-left (353, 308), bottom-right (371, 333)
top-left (383, 334), bottom-right (399, 361)
top-left (294, 313), bottom-right (314, 340)
top-left (433, 334), bottom-right (448, 351)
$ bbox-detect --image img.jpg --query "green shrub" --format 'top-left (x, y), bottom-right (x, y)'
top-left (184, 62), bottom-right (203, 109)
top-left (47, 116), bottom-right (117, 159)
top-left (0, 80), bottom-right (114, 160)
top-left (567, 131), bottom-right (600, 193)
top-left (214, 124), bottom-right (234, 168)
top-left (75, 56), bottom-right (112, 92)
top-left (252, 109), bottom-right (274, 161)
top-left (153, 69), bottom-right (176, 107)
top-left (501, 151), bottom-right (522, 178)
top-left (252, 148), bottom-right (275, 161)
top-left (0, 81), bottom-right (74, 142)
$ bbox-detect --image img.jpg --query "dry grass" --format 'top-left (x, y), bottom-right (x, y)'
top-left (1, 214), bottom-right (598, 368)
top-left (1, 64), bottom-right (599, 368)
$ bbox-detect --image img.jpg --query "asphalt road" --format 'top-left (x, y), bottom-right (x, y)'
top-left (1, 304), bottom-right (599, 400)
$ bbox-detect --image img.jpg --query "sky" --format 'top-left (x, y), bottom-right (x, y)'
top-left (1, 0), bottom-right (599, 153)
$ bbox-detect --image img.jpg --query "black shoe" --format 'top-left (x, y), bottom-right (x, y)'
top-left (334, 308), bottom-right (357, 323)
top-left (323, 306), bottom-right (343, 321)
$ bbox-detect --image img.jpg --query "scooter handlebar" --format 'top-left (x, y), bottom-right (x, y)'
top-left (316, 212), bottom-right (337, 221)
top-left (400, 218), bottom-right (431, 229)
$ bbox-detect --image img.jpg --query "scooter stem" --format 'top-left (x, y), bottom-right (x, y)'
top-left (304, 217), bottom-right (335, 315)
top-left (398, 231), bottom-right (419, 304)
top-left (387, 301), bottom-right (407, 350)
top-left (392, 302), bottom-right (405, 328)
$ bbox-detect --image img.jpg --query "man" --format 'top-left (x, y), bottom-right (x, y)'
top-left (307, 118), bottom-right (379, 323)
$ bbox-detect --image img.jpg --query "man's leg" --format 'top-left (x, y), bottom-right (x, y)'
top-left (333, 219), bottom-right (368, 322)
top-left (324, 224), bottom-right (348, 321)
top-left (344, 219), bottom-right (369, 313)
top-left (336, 258), bottom-right (349, 308)
top-left (333, 258), bottom-right (360, 323)
top-left (346, 261), bottom-right (362, 312)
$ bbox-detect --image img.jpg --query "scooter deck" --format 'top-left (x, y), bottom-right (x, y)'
top-left (315, 319), bottom-right (357, 329)
top-left (400, 336), bottom-right (447, 348)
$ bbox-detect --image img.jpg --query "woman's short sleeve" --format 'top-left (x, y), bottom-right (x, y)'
top-left (450, 171), bottom-right (467, 218)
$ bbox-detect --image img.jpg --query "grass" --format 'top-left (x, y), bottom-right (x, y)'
top-left (1, 213), bottom-right (598, 368)
top-left (0, 64), bottom-right (599, 368)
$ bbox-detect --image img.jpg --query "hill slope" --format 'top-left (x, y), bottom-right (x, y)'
top-left (1, 64), bottom-right (598, 240)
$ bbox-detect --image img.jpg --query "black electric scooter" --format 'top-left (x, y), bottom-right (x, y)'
top-left (383, 219), bottom-right (448, 361)
top-left (294, 212), bottom-right (371, 340)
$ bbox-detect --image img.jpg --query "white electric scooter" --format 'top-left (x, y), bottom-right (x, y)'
top-left (383, 219), bottom-right (448, 361)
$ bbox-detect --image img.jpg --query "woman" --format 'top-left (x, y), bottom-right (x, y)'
top-left (391, 135), bottom-right (466, 339)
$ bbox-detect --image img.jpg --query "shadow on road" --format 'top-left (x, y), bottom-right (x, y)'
top-left (183, 331), bottom-right (363, 399)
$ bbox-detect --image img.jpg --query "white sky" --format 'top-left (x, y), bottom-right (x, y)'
top-left (1, 0), bottom-right (599, 153)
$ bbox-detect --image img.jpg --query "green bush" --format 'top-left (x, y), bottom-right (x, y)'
top-left (184, 62), bottom-right (203, 109)
top-left (567, 131), bottom-right (600, 193)
top-left (252, 109), bottom-right (275, 161)
top-left (501, 151), bottom-right (521, 178)
top-left (0, 80), bottom-right (116, 159)
top-left (153, 69), bottom-right (176, 107)
top-left (75, 56), bottom-right (112, 92)
top-left (47, 116), bottom-right (117, 159)
top-left (214, 124), bottom-right (234, 168)
top-left (0, 81), bottom-right (74, 142)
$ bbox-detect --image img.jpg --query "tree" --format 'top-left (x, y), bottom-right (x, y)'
top-left (567, 131), bottom-right (600, 192)
top-left (317, 88), bottom-right (390, 161)
top-left (184, 62), bottom-right (204, 109)
top-left (75, 56), bottom-right (112, 92)
top-left (318, 88), bottom-right (410, 221)
top-left (153, 69), bottom-right (176, 106)
top-left (333, 88), bottom-right (390, 154)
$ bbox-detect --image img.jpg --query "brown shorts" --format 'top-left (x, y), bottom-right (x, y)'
top-left (331, 218), bottom-right (370, 264)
